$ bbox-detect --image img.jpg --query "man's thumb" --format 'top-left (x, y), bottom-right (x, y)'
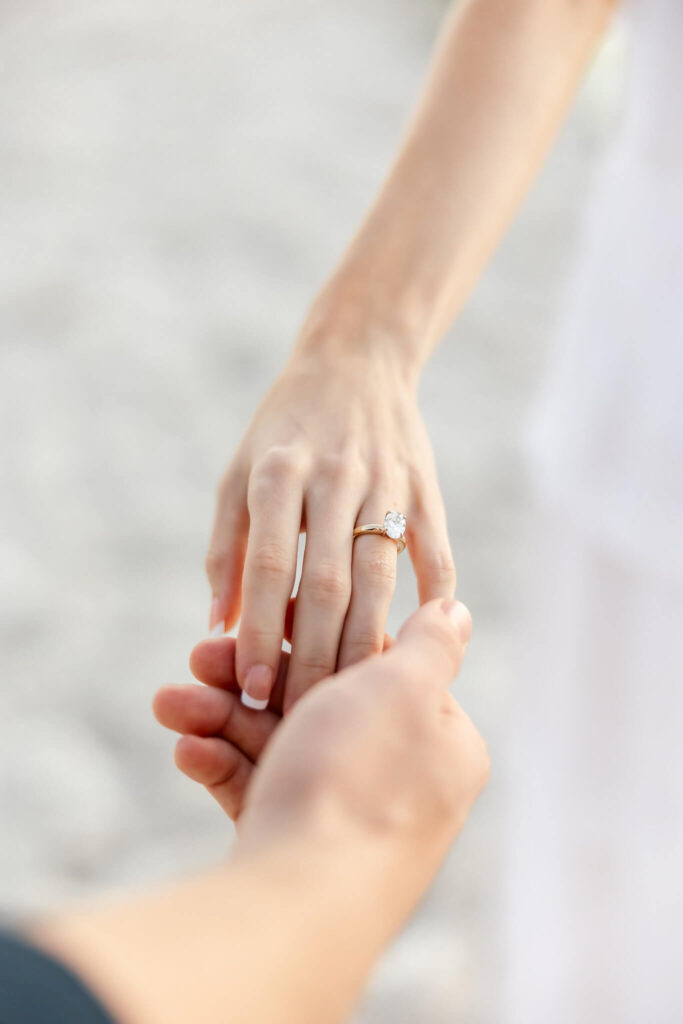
top-left (392, 599), bottom-right (472, 685)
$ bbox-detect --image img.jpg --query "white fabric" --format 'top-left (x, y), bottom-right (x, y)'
top-left (527, 0), bottom-right (683, 579)
top-left (504, 505), bottom-right (683, 1023)
top-left (505, 1), bottom-right (683, 1018)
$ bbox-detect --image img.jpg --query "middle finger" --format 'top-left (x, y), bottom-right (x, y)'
top-left (284, 479), bottom-right (360, 712)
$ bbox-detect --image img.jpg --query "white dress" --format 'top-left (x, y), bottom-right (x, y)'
top-left (504, 1), bottom-right (683, 1020)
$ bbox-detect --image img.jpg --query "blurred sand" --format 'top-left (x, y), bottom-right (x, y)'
top-left (0, 2), bottom-right (622, 1019)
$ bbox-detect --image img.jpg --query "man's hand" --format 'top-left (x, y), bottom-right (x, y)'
top-left (155, 598), bottom-right (489, 918)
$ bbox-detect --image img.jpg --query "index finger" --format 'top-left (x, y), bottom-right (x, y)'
top-left (190, 636), bottom-right (290, 715)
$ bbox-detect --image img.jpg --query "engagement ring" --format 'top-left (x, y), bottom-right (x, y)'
top-left (353, 510), bottom-right (407, 554)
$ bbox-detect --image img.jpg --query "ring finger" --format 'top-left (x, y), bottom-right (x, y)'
top-left (337, 494), bottom-right (404, 671)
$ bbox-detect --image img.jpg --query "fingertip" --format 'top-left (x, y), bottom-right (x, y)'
top-left (241, 691), bottom-right (269, 711)
top-left (151, 687), bottom-right (166, 724)
top-left (188, 643), bottom-right (204, 677)
top-left (393, 598), bottom-right (471, 684)
top-left (209, 596), bottom-right (226, 632)
top-left (152, 684), bottom-right (183, 726)
top-left (240, 664), bottom-right (273, 711)
top-left (441, 599), bottom-right (472, 646)
top-left (174, 733), bottom-right (202, 774)
top-left (189, 634), bottom-right (238, 685)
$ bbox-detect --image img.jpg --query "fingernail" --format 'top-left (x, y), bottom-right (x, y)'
top-left (209, 596), bottom-right (224, 632)
top-left (441, 599), bottom-right (472, 644)
top-left (241, 664), bottom-right (272, 711)
top-left (208, 621), bottom-right (225, 638)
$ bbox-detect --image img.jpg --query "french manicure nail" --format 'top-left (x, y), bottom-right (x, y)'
top-left (209, 596), bottom-right (225, 630)
top-left (208, 621), bottom-right (225, 638)
top-left (241, 664), bottom-right (272, 712)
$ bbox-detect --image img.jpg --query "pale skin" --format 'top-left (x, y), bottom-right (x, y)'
top-left (34, 600), bottom-right (489, 1024)
top-left (206, 0), bottom-right (618, 712)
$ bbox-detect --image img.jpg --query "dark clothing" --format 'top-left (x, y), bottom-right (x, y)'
top-left (0, 931), bottom-right (115, 1024)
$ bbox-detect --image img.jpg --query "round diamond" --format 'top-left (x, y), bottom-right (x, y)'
top-left (384, 510), bottom-right (406, 540)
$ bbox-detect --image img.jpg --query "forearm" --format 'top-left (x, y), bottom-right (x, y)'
top-left (31, 829), bottom-right (402, 1024)
top-left (299, 0), bottom-right (616, 371)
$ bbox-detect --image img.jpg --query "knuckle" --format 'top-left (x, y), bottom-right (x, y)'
top-left (249, 541), bottom-right (292, 582)
top-left (294, 649), bottom-right (336, 677)
top-left (310, 451), bottom-right (366, 500)
top-left (317, 452), bottom-right (352, 483)
top-left (407, 462), bottom-right (430, 493)
top-left (369, 471), bottom-right (399, 502)
top-left (239, 625), bottom-right (285, 649)
top-left (345, 627), bottom-right (384, 659)
top-left (342, 451), bottom-right (368, 484)
top-left (306, 563), bottom-right (351, 602)
top-left (368, 451), bottom-right (400, 483)
top-left (430, 553), bottom-right (457, 588)
top-left (252, 446), bottom-right (304, 488)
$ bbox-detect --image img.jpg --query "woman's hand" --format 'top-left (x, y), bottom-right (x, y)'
top-left (204, 0), bottom-right (614, 716)
top-left (155, 599), bottom-right (489, 913)
top-left (205, 329), bottom-right (456, 713)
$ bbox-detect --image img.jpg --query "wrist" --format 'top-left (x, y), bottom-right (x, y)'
top-left (292, 275), bottom-right (430, 384)
top-left (226, 820), bottom-right (408, 1021)
top-left (235, 803), bottom-right (410, 939)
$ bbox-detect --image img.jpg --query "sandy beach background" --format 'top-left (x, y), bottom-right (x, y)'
top-left (0, 2), bottom-right (624, 1019)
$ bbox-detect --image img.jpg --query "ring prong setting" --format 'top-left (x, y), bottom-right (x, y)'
top-left (384, 510), bottom-right (407, 541)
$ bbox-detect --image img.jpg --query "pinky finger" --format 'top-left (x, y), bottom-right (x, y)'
top-left (174, 735), bottom-right (252, 821)
top-left (407, 499), bottom-right (457, 604)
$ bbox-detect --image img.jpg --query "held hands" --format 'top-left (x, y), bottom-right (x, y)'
top-left (155, 599), bottom-right (489, 913)
top-left (159, 326), bottom-right (487, 928)
top-left (205, 343), bottom-right (456, 713)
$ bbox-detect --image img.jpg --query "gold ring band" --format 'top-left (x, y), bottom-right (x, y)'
top-left (353, 511), bottom-right (407, 554)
